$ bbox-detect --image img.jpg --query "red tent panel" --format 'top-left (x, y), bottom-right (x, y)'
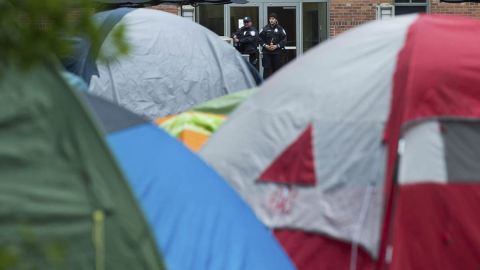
top-left (274, 229), bottom-right (375, 270)
top-left (259, 125), bottom-right (316, 185)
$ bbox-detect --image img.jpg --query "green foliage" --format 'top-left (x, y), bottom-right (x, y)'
top-left (0, 0), bottom-right (129, 67)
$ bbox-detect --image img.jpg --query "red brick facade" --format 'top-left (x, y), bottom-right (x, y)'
top-left (330, 0), bottom-right (480, 37)
top-left (430, 0), bottom-right (480, 17)
top-left (148, 4), bottom-right (179, 15)
top-left (330, 0), bottom-right (392, 36)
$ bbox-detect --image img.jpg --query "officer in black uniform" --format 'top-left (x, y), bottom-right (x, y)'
top-left (259, 13), bottom-right (287, 79)
top-left (233, 16), bottom-right (260, 68)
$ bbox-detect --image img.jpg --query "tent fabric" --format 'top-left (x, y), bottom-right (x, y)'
top-left (61, 71), bottom-right (89, 92)
top-left (156, 0), bottom-right (249, 4)
top-left (87, 8), bottom-right (256, 119)
top-left (97, 0), bottom-right (151, 3)
top-left (96, 0), bottom-right (248, 4)
top-left (201, 14), bottom-right (480, 270)
top-left (86, 93), bottom-right (148, 133)
top-left (390, 183), bottom-right (480, 270)
top-left (274, 230), bottom-right (375, 270)
top-left (379, 15), bottom-right (480, 269)
top-left (0, 64), bottom-right (164, 269)
top-left (259, 125), bottom-right (316, 186)
top-left (157, 112), bottom-right (225, 137)
top-left (442, 121), bottom-right (480, 181)
top-left (390, 120), bottom-right (480, 269)
top-left (156, 112), bottom-right (225, 151)
top-left (85, 94), bottom-right (296, 270)
top-left (63, 8), bottom-right (133, 84)
top-left (395, 119), bottom-right (480, 184)
top-left (192, 88), bottom-right (256, 115)
top-left (398, 120), bottom-right (447, 184)
top-left (384, 15), bottom-right (480, 147)
top-left (156, 89), bottom-right (254, 151)
top-left (201, 14), bottom-right (417, 259)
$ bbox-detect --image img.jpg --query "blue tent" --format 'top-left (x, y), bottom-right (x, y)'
top-left (85, 95), bottom-right (295, 270)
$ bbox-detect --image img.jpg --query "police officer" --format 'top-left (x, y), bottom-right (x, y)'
top-left (233, 16), bottom-right (260, 68)
top-left (259, 13), bottom-right (287, 79)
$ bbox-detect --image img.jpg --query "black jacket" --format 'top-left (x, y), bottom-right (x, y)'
top-left (233, 26), bottom-right (260, 54)
top-left (259, 24), bottom-right (287, 54)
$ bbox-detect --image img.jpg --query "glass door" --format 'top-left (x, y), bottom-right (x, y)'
top-left (227, 5), bottom-right (262, 70)
top-left (266, 3), bottom-right (300, 65)
top-left (227, 5), bottom-right (262, 38)
top-left (302, 2), bottom-right (328, 53)
top-left (198, 4), bottom-right (225, 36)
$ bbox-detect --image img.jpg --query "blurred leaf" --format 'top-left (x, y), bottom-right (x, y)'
top-left (0, 0), bottom-right (128, 68)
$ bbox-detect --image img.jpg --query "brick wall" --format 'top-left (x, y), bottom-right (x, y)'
top-left (330, 0), bottom-right (480, 37)
top-left (149, 4), bottom-right (179, 15)
top-left (430, 0), bottom-right (480, 18)
top-left (330, 0), bottom-right (392, 37)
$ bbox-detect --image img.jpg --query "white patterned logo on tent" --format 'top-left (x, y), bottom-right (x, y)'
top-left (266, 186), bottom-right (298, 215)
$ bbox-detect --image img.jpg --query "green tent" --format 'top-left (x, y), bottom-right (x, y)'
top-left (156, 89), bottom-right (255, 151)
top-left (0, 63), bottom-right (164, 270)
top-left (191, 88), bottom-right (256, 115)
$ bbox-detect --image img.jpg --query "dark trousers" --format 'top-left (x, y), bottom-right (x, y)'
top-left (262, 53), bottom-right (282, 79)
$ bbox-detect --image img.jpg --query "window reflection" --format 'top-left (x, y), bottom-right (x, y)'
top-left (302, 2), bottom-right (327, 53)
top-left (198, 5), bottom-right (225, 36)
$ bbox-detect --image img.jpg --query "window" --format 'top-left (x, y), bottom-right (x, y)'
top-left (181, 5), bottom-right (195, 21)
top-left (376, 4), bottom-right (394, 20)
top-left (230, 6), bottom-right (260, 35)
top-left (394, 0), bottom-right (427, 15)
top-left (198, 5), bottom-right (224, 36)
top-left (302, 2), bottom-right (328, 53)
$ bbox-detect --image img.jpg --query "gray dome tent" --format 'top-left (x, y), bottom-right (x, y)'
top-left (66, 8), bottom-right (256, 119)
top-left (96, 0), bottom-right (248, 5)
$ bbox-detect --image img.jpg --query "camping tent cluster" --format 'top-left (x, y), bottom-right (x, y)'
top-left (86, 93), bottom-right (295, 270)
top-left (0, 4), bottom-right (283, 266)
top-left (197, 14), bottom-right (480, 270)
top-left (5, 2), bottom-right (480, 269)
top-left (0, 62), bottom-right (294, 270)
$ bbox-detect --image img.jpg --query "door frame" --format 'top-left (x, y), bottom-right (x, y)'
top-left (196, 0), bottom-right (330, 56)
top-left (226, 3), bottom-right (301, 57)
top-left (264, 2), bottom-right (302, 58)
top-left (226, 3), bottom-right (264, 38)
top-left (225, 3), bottom-right (300, 75)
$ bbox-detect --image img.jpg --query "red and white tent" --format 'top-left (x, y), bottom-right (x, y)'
top-left (200, 14), bottom-right (480, 270)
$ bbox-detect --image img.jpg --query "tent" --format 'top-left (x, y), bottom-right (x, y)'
top-left (156, 88), bottom-right (255, 151)
top-left (84, 94), bottom-right (296, 270)
top-left (200, 14), bottom-right (480, 270)
top-left (0, 64), bottom-right (164, 269)
top-left (96, 0), bottom-right (248, 6)
top-left (64, 8), bottom-right (256, 120)
top-left (96, 0), bottom-right (151, 5)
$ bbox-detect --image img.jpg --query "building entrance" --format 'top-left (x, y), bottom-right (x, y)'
top-left (198, 1), bottom-right (327, 75)
top-left (227, 3), bottom-right (300, 75)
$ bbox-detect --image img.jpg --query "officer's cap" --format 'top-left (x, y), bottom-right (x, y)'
top-left (243, 16), bottom-right (252, 23)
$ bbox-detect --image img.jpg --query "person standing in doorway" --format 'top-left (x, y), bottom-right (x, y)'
top-left (233, 16), bottom-right (260, 69)
top-left (259, 13), bottom-right (287, 79)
